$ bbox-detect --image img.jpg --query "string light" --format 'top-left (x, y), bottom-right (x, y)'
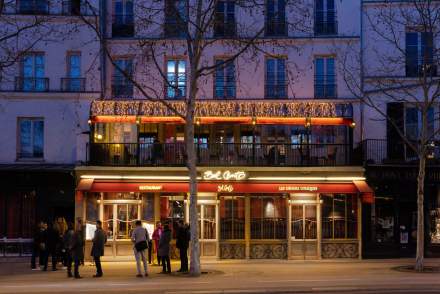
top-left (91, 100), bottom-right (345, 118)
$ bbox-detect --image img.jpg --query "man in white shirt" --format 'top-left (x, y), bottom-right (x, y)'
top-left (131, 220), bottom-right (150, 277)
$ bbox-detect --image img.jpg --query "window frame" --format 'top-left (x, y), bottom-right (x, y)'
top-left (165, 57), bottom-right (187, 99)
top-left (321, 194), bottom-right (358, 240)
top-left (405, 30), bottom-right (436, 77)
top-left (112, 57), bottom-right (133, 98)
top-left (314, 0), bottom-right (337, 36)
top-left (314, 55), bottom-right (336, 99)
top-left (214, 57), bottom-right (236, 99)
top-left (265, 0), bottom-right (287, 37)
top-left (17, 117), bottom-right (44, 160)
top-left (265, 56), bottom-right (287, 99)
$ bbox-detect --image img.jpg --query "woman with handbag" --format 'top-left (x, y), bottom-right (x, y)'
top-left (131, 220), bottom-right (150, 278)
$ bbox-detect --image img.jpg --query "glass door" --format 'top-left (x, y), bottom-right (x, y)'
top-left (291, 204), bottom-right (318, 259)
top-left (198, 203), bottom-right (217, 257)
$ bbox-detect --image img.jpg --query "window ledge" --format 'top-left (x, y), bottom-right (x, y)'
top-left (16, 158), bottom-right (45, 163)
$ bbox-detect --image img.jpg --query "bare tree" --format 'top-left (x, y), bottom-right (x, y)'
top-left (340, 0), bottom-right (440, 271)
top-left (81, 0), bottom-right (310, 275)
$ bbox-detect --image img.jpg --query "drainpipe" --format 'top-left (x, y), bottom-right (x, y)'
top-left (99, 0), bottom-right (107, 99)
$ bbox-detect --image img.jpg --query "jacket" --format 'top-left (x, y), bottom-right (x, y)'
top-left (158, 228), bottom-right (172, 257)
top-left (131, 226), bottom-right (150, 244)
top-left (63, 229), bottom-right (74, 252)
top-left (72, 229), bottom-right (84, 260)
top-left (91, 228), bottom-right (107, 257)
top-left (176, 226), bottom-right (190, 249)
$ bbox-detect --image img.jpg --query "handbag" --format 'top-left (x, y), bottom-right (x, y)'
top-left (135, 240), bottom-right (148, 252)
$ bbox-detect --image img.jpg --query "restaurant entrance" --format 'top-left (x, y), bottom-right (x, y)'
top-left (102, 201), bottom-right (141, 257)
top-left (291, 203), bottom-right (319, 259)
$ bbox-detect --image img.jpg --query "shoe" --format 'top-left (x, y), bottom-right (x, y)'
top-left (177, 269), bottom-right (182, 272)
top-left (42, 268), bottom-right (47, 272)
top-left (62, 266), bottom-right (67, 270)
top-left (74, 276), bottom-right (82, 279)
top-left (144, 273), bottom-right (148, 277)
top-left (52, 268), bottom-right (58, 271)
top-left (159, 271), bottom-right (167, 274)
top-left (93, 274), bottom-right (102, 278)
top-left (31, 268), bottom-right (39, 271)
top-left (136, 274), bottom-right (143, 278)
top-left (67, 273), bottom-right (73, 278)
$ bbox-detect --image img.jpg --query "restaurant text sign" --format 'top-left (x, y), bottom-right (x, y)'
top-left (278, 186), bottom-right (318, 192)
top-left (202, 170), bottom-right (247, 181)
top-left (139, 185), bottom-right (163, 191)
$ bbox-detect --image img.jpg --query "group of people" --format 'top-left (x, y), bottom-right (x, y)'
top-left (133, 220), bottom-right (190, 277)
top-left (31, 218), bottom-right (191, 279)
top-left (31, 218), bottom-right (86, 278)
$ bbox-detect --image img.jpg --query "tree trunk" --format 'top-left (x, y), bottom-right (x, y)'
top-left (414, 154), bottom-right (426, 272)
top-left (186, 108), bottom-right (201, 277)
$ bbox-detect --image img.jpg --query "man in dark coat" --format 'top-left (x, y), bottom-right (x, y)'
top-left (44, 222), bottom-right (60, 271)
top-left (176, 220), bottom-right (190, 273)
top-left (63, 222), bottom-right (75, 277)
top-left (91, 220), bottom-right (106, 277)
top-left (31, 222), bottom-right (43, 270)
top-left (72, 219), bottom-right (84, 279)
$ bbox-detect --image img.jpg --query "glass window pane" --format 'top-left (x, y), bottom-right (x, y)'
top-left (304, 205), bottom-right (317, 239)
top-left (33, 120), bottom-right (44, 157)
top-left (334, 194), bottom-right (346, 238)
top-left (19, 120), bottom-right (32, 157)
top-left (291, 205), bottom-right (303, 239)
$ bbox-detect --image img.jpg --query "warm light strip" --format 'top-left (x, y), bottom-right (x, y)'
top-left (80, 175), bottom-right (191, 180)
top-left (248, 176), bottom-right (366, 181)
top-left (140, 117), bottom-right (185, 123)
top-left (93, 116), bottom-right (136, 123)
top-left (81, 175), bottom-right (365, 182)
top-left (199, 117), bottom-right (252, 124)
top-left (256, 117), bottom-right (306, 125)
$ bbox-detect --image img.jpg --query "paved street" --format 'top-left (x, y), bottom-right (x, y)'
top-left (0, 259), bottom-right (440, 293)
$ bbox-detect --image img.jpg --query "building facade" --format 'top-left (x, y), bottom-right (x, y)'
top-left (1, 0), bottom-right (439, 260)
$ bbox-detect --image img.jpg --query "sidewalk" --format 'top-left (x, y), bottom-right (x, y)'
top-left (0, 258), bottom-right (439, 293)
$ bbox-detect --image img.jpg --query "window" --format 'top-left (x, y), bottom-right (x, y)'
top-left (214, 59), bottom-right (235, 99)
top-left (314, 0), bottom-right (337, 35)
top-left (19, 0), bottom-right (48, 14)
top-left (220, 196), bottom-right (244, 239)
top-left (18, 118), bottom-right (44, 159)
top-left (165, 0), bottom-right (188, 38)
top-left (322, 194), bottom-right (357, 239)
top-left (112, 59), bottom-right (133, 98)
top-left (160, 196), bottom-right (185, 238)
top-left (62, 0), bottom-right (83, 15)
top-left (214, 1), bottom-right (235, 37)
top-left (314, 57), bottom-right (336, 98)
top-left (19, 53), bottom-right (47, 92)
top-left (265, 0), bottom-right (286, 36)
top-left (406, 31), bottom-right (436, 77)
top-left (405, 106), bottom-right (435, 141)
top-left (113, 0), bottom-right (133, 37)
top-left (166, 59), bottom-right (186, 99)
top-left (265, 57), bottom-right (287, 99)
top-left (250, 196), bottom-right (287, 239)
top-left (63, 52), bottom-right (83, 92)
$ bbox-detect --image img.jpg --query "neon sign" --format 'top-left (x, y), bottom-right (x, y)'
top-left (203, 170), bottom-right (247, 181)
top-left (217, 184), bottom-right (234, 193)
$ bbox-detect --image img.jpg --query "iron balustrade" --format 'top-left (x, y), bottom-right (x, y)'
top-left (112, 14), bottom-right (134, 37)
top-left (265, 21), bottom-right (287, 37)
top-left (265, 84), bottom-right (288, 99)
top-left (61, 78), bottom-right (86, 92)
top-left (360, 139), bottom-right (440, 165)
top-left (87, 142), bottom-right (353, 167)
top-left (61, 0), bottom-right (94, 16)
top-left (314, 80), bottom-right (336, 99)
top-left (17, 0), bottom-right (49, 14)
top-left (111, 78), bottom-right (133, 98)
top-left (214, 21), bottom-right (236, 38)
top-left (314, 20), bottom-right (338, 35)
top-left (15, 77), bottom-right (49, 92)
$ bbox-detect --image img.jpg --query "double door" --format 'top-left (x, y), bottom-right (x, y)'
top-left (102, 202), bottom-right (141, 257)
top-left (291, 204), bottom-right (319, 259)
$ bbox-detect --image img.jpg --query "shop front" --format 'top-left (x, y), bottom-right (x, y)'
top-left (75, 167), bottom-right (373, 260)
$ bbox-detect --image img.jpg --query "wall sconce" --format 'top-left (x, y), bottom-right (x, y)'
top-left (87, 119), bottom-right (92, 125)
top-left (196, 118), bottom-right (201, 126)
top-left (252, 117), bottom-right (257, 125)
top-left (136, 117), bottom-right (141, 125)
top-left (350, 121), bottom-right (356, 128)
top-left (305, 117), bottom-right (311, 128)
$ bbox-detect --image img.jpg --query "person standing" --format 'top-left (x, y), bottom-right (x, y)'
top-left (91, 220), bottom-right (106, 277)
top-left (131, 220), bottom-right (150, 278)
top-left (44, 222), bottom-right (60, 271)
top-left (176, 220), bottom-right (190, 273)
top-left (159, 223), bottom-right (172, 274)
top-left (31, 222), bottom-right (44, 270)
top-left (77, 218), bottom-right (86, 265)
top-left (72, 219), bottom-right (84, 279)
top-left (152, 222), bottom-right (163, 265)
top-left (63, 222), bottom-right (75, 278)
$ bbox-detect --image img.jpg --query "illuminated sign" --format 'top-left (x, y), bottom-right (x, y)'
top-left (217, 184), bottom-right (234, 193)
top-left (203, 170), bottom-right (247, 181)
top-left (139, 185), bottom-right (163, 191)
top-left (278, 186), bottom-right (318, 192)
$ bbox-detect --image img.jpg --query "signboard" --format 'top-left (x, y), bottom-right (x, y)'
top-left (202, 170), bottom-right (247, 181)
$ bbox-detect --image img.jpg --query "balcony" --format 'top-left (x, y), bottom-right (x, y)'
top-left (265, 84), bottom-right (287, 99)
top-left (360, 139), bottom-right (440, 165)
top-left (314, 81), bottom-right (336, 99)
top-left (87, 142), bottom-right (353, 167)
top-left (15, 77), bottom-right (49, 92)
top-left (111, 80), bottom-right (133, 98)
top-left (16, 0), bottom-right (49, 14)
top-left (265, 21), bottom-right (287, 37)
top-left (314, 20), bottom-right (338, 36)
top-left (61, 0), bottom-right (94, 16)
top-left (61, 78), bottom-right (86, 92)
top-left (112, 15), bottom-right (134, 37)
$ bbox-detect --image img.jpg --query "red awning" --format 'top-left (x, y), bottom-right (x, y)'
top-left (353, 180), bottom-right (375, 204)
top-left (77, 179), bottom-right (94, 191)
top-left (83, 181), bottom-right (359, 194)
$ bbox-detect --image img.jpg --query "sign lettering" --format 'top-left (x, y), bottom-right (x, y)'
top-left (203, 170), bottom-right (247, 181)
top-left (139, 185), bottom-right (163, 191)
top-left (278, 186), bottom-right (318, 192)
top-left (217, 184), bottom-right (234, 193)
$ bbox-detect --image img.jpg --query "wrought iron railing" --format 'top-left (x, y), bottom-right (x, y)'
top-left (61, 0), bottom-right (94, 16)
top-left (0, 238), bottom-right (33, 257)
top-left (87, 142), bottom-right (353, 167)
top-left (61, 78), bottom-right (86, 92)
top-left (112, 14), bottom-right (134, 37)
top-left (265, 20), bottom-right (287, 37)
top-left (314, 20), bottom-right (338, 35)
top-left (15, 77), bottom-right (49, 92)
top-left (17, 0), bottom-right (49, 14)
